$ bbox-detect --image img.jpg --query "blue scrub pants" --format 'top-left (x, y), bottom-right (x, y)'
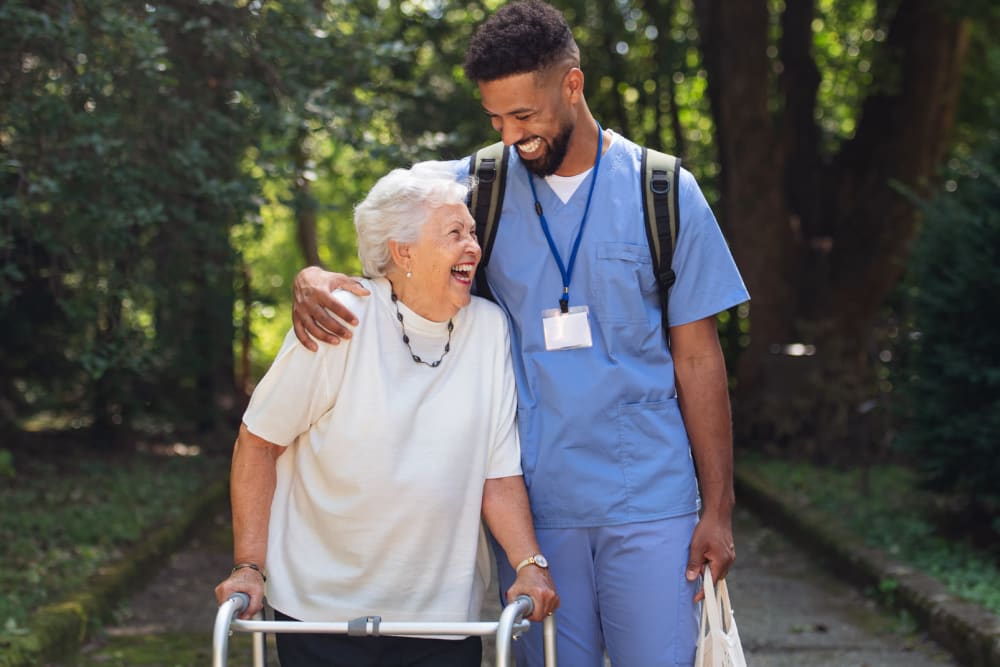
top-left (495, 513), bottom-right (700, 667)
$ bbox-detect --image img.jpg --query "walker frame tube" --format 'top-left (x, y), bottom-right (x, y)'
top-left (212, 593), bottom-right (557, 667)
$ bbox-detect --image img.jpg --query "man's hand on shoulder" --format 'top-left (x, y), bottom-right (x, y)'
top-left (292, 266), bottom-right (369, 350)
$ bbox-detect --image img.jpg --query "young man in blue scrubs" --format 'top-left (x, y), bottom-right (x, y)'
top-left (291, 2), bottom-right (749, 664)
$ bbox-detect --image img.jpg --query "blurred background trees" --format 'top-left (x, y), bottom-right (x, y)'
top-left (1, 0), bottom-right (997, 506)
top-left (894, 132), bottom-right (1000, 518)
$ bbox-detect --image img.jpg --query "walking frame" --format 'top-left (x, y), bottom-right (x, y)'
top-left (212, 593), bottom-right (558, 666)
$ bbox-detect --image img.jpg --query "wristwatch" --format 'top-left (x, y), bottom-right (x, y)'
top-left (515, 554), bottom-right (549, 573)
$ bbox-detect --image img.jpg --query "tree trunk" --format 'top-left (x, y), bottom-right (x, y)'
top-left (694, 0), bottom-right (798, 399)
top-left (292, 128), bottom-right (324, 269)
top-left (821, 0), bottom-right (969, 340)
top-left (92, 288), bottom-right (127, 450)
top-left (695, 0), bottom-right (969, 454)
top-left (238, 258), bottom-right (253, 396)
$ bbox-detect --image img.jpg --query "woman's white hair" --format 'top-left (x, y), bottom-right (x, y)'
top-left (354, 161), bottom-right (475, 278)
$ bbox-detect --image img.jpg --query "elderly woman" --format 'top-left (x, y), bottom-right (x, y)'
top-left (214, 162), bottom-right (558, 667)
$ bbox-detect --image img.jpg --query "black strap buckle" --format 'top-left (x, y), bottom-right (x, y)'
top-left (650, 170), bottom-right (670, 195)
top-left (478, 158), bottom-right (497, 184)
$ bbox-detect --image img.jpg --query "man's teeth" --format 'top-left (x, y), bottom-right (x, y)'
top-left (518, 137), bottom-right (542, 153)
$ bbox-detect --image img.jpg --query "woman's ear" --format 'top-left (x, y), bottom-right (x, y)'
top-left (388, 239), bottom-right (411, 272)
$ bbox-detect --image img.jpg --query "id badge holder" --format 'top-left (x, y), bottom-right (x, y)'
top-left (542, 305), bottom-right (593, 351)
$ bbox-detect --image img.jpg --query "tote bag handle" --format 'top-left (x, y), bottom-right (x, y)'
top-left (695, 565), bottom-right (748, 667)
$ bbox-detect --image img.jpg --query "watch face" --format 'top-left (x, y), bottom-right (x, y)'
top-left (534, 554), bottom-right (548, 568)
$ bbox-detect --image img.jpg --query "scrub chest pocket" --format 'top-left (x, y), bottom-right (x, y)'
top-left (595, 242), bottom-right (658, 323)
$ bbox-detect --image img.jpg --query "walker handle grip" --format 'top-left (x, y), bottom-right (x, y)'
top-left (229, 592), bottom-right (251, 613)
top-left (213, 592), bottom-right (252, 667)
top-left (514, 594), bottom-right (534, 618)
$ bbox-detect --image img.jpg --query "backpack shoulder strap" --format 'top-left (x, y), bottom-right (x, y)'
top-left (467, 141), bottom-right (509, 302)
top-left (640, 147), bottom-right (681, 340)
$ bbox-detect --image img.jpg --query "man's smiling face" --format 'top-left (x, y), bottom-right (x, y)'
top-left (478, 69), bottom-right (577, 177)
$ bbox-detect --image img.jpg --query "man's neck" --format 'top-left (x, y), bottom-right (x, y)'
top-left (553, 110), bottom-right (607, 177)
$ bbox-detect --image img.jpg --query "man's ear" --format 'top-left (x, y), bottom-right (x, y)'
top-left (564, 67), bottom-right (584, 104)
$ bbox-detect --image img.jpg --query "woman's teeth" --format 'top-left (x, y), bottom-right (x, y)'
top-left (451, 264), bottom-right (474, 282)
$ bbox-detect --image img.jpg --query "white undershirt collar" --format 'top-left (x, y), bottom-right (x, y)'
top-left (544, 130), bottom-right (618, 204)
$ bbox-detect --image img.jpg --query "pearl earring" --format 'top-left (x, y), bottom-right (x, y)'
top-left (406, 271), bottom-right (412, 278)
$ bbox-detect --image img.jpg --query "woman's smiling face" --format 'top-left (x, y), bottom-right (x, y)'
top-left (401, 202), bottom-right (481, 321)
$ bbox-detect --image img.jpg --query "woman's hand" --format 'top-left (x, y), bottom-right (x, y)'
top-left (214, 567), bottom-right (267, 620)
top-left (481, 475), bottom-right (560, 622)
top-left (506, 565), bottom-right (560, 622)
top-left (292, 266), bottom-right (370, 350)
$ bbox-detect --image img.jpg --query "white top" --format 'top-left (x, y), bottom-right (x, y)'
top-left (543, 132), bottom-right (617, 202)
top-left (545, 168), bottom-right (591, 203)
top-left (243, 277), bottom-right (522, 624)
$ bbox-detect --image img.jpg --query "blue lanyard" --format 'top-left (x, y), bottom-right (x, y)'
top-left (528, 121), bottom-right (603, 313)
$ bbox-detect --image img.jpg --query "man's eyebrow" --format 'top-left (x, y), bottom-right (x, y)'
top-left (482, 106), bottom-right (535, 117)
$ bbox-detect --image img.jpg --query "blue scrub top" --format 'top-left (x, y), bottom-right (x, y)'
top-left (456, 131), bottom-right (749, 529)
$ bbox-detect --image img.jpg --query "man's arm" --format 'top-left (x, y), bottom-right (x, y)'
top-left (671, 315), bottom-right (736, 598)
top-left (482, 475), bottom-right (560, 621)
top-left (291, 266), bottom-right (371, 350)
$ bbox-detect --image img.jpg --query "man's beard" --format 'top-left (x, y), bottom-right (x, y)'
top-left (521, 121), bottom-right (574, 177)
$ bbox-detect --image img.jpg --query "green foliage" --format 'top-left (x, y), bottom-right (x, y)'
top-left (894, 134), bottom-right (1000, 506)
top-left (0, 450), bottom-right (228, 632)
top-left (0, 1), bottom-right (406, 427)
top-left (808, 0), bottom-right (882, 151)
top-left (0, 1), bottom-right (262, 432)
top-left (745, 457), bottom-right (1000, 615)
top-left (556, 0), bottom-right (718, 185)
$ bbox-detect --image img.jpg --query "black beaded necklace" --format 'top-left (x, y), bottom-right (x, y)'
top-left (390, 291), bottom-right (454, 368)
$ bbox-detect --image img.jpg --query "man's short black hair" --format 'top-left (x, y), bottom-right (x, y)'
top-left (463, 0), bottom-right (578, 83)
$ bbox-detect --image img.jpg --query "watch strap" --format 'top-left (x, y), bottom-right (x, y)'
top-left (515, 554), bottom-right (547, 573)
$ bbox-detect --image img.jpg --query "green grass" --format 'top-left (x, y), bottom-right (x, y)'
top-left (0, 446), bottom-right (229, 638)
top-left (741, 456), bottom-right (1000, 615)
top-left (67, 632), bottom-right (275, 667)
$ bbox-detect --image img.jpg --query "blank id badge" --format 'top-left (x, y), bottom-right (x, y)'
top-left (542, 305), bottom-right (593, 351)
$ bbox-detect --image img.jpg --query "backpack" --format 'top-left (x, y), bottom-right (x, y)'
top-left (467, 141), bottom-right (681, 340)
